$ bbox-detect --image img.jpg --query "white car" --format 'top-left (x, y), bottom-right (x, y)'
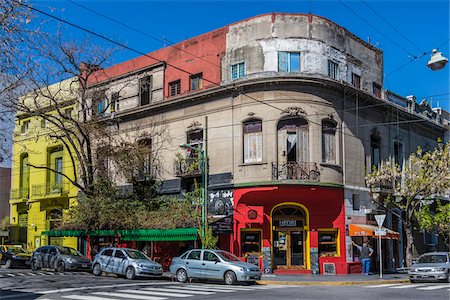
top-left (408, 252), bottom-right (450, 283)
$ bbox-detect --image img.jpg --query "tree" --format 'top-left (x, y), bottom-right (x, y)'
top-left (366, 142), bottom-right (450, 267)
top-left (417, 201), bottom-right (450, 250)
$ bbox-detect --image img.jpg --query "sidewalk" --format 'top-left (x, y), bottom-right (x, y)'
top-left (258, 273), bottom-right (410, 285)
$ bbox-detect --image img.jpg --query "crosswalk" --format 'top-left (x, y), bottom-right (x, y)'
top-left (37, 283), bottom-right (284, 300)
top-left (365, 283), bottom-right (450, 292)
top-left (0, 271), bottom-right (91, 278)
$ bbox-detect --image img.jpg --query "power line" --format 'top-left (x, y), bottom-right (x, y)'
top-left (337, 0), bottom-right (417, 57)
top-left (361, 0), bottom-right (426, 55)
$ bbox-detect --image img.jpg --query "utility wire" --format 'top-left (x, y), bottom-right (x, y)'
top-left (338, 0), bottom-right (417, 57)
top-left (361, 0), bottom-right (426, 55)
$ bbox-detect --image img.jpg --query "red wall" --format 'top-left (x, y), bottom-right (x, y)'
top-left (232, 185), bottom-right (347, 272)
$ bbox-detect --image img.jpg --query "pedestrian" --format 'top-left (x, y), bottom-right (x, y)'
top-left (352, 240), bottom-right (374, 275)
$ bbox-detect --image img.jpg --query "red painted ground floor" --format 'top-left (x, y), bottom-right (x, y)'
top-left (225, 185), bottom-right (349, 274)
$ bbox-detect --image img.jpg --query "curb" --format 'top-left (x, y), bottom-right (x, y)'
top-left (257, 279), bottom-right (410, 286)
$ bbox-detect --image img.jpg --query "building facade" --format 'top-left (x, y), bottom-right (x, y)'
top-left (9, 79), bottom-right (79, 250)
top-left (87, 13), bottom-right (447, 274)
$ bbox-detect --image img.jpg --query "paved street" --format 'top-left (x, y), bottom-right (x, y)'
top-left (1, 268), bottom-right (449, 300)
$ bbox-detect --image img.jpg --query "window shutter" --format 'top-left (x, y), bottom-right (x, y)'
top-left (298, 128), bottom-right (309, 162)
top-left (278, 129), bottom-right (287, 164)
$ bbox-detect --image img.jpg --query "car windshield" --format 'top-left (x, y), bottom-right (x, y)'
top-left (417, 254), bottom-right (448, 264)
top-left (126, 250), bottom-right (148, 260)
top-left (7, 246), bottom-right (26, 254)
top-left (58, 247), bottom-right (81, 256)
top-left (216, 251), bottom-right (241, 262)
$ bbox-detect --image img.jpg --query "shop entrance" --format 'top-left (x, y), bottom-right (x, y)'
top-left (272, 205), bottom-right (306, 269)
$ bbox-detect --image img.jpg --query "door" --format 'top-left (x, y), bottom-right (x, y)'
top-left (290, 231), bottom-right (304, 266)
top-left (202, 251), bottom-right (222, 279)
top-left (112, 249), bottom-right (127, 274)
top-left (184, 250), bottom-right (203, 278)
top-left (99, 249), bottom-right (114, 272)
top-left (273, 229), bottom-right (305, 268)
top-left (273, 230), bottom-right (287, 266)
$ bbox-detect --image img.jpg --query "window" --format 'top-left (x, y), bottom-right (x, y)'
top-left (370, 131), bottom-right (381, 169)
top-left (352, 194), bottom-right (360, 211)
top-left (351, 73), bottom-right (361, 89)
top-left (114, 250), bottom-right (126, 258)
top-left (20, 154), bottom-right (29, 195)
top-left (187, 130), bottom-right (203, 158)
top-left (40, 118), bottom-right (49, 128)
top-left (140, 75), bottom-right (152, 106)
top-left (21, 120), bottom-right (30, 134)
top-left (278, 52), bottom-right (300, 72)
top-left (203, 251), bottom-right (220, 262)
top-left (169, 80), bottom-right (181, 96)
top-left (96, 97), bottom-right (107, 116)
top-left (110, 92), bottom-right (119, 112)
top-left (373, 82), bottom-right (382, 98)
top-left (64, 108), bottom-right (73, 119)
top-left (102, 249), bottom-right (113, 257)
top-left (190, 73), bottom-right (203, 91)
top-left (322, 120), bottom-right (336, 164)
top-left (55, 157), bottom-right (63, 185)
top-left (241, 231), bottom-right (261, 256)
top-left (328, 60), bottom-right (339, 80)
top-left (137, 138), bottom-right (152, 179)
top-left (394, 140), bottom-right (404, 165)
top-left (243, 120), bottom-right (262, 163)
top-left (48, 209), bottom-right (62, 230)
top-left (318, 229), bottom-right (339, 257)
top-left (186, 250), bottom-right (201, 260)
top-left (231, 62), bottom-right (245, 80)
top-left (278, 118), bottom-right (309, 164)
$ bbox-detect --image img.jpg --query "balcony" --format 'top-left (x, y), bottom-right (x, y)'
top-left (132, 166), bottom-right (158, 182)
top-left (272, 162), bottom-right (320, 181)
top-left (173, 157), bottom-right (204, 177)
top-left (31, 182), bottom-right (70, 198)
top-left (370, 182), bottom-right (395, 194)
top-left (10, 188), bottom-right (29, 200)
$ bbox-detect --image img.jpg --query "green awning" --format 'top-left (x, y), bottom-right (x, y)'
top-left (120, 228), bottom-right (198, 241)
top-left (42, 228), bottom-right (199, 241)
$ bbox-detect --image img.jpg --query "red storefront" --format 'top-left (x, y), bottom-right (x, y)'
top-left (231, 185), bottom-right (348, 274)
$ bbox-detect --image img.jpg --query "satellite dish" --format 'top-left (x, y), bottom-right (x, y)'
top-left (427, 49), bottom-right (448, 71)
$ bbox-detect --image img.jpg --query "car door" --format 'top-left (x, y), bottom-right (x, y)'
top-left (99, 249), bottom-right (114, 272)
top-left (184, 250), bottom-right (203, 278)
top-left (34, 247), bottom-right (47, 268)
top-left (202, 251), bottom-right (223, 279)
top-left (112, 249), bottom-right (128, 275)
top-left (0, 246), bottom-right (6, 264)
top-left (47, 247), bottom-right (58, 269)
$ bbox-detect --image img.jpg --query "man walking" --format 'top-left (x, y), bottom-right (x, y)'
top-left (353, 241), bottom-right (374, 275)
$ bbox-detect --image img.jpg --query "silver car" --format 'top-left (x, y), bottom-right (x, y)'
top-left (169, 249), bottom-right (262, 285)
top-left (92, 247), bottom-right (163, 280)
top-left (408, 252), bottom-right (450, 283)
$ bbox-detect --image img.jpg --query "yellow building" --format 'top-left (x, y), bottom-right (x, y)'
top-left (9, 78), bottom-right (79, 251)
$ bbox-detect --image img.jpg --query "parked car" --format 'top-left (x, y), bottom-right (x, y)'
top-left (169, 249), bottom-right (262, 285)
top-left (0, 245), bottom-right (31, 269)
top-left (31, 245), bottom-right (91, 272)
top-left (408, 252), bottom-right (450, 283)
top-left (92, 247), bottom-right (163, 280)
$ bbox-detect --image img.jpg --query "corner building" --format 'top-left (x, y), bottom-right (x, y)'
top-left (90, 14), bottom-right (447, 274)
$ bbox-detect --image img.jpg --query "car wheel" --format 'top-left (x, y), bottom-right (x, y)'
top-left (224, 271), bottom-right (237, 285)
top-left (410, 279), bottom-right (416, 284)
top-left (125, 266), bottom-right (136, 280)
top-left (4, 259), bottom-right (12, 269)
top-left (56, 261), bottom-right (65, 272)
top-left (31, 260), bottom-right (39, 271)
top-left (92, 263), bottom-right (102, 276)
top-left (176, 269), bottom-right (188, 283)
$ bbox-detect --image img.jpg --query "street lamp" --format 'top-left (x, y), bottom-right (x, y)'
top-left (427, 49), bottom-right (448, 71)
top-left (179, 143), bottom-right (207, 248)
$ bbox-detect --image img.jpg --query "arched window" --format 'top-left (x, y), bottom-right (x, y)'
top-left (277, 117), bottom-right (309, 163)
top-left (243, 119), bottom-right (262, 163)
top-left (322, 119), bottom-right (337, 164)
top-left (20, 153), bottom-right (29, 198)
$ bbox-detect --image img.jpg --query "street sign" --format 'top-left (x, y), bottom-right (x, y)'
top-left (375, 214), bottom-right (386, 228)
top-left (375, 229), bottom-right (387, 236)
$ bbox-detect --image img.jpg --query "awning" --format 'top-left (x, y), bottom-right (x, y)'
top-left (42, 228), bottom-right (199, 241)
top-left (349, 224), bottom-right (400, 240)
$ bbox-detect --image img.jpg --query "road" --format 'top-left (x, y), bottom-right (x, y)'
top-left (1, 268), bottom-right (449, 300)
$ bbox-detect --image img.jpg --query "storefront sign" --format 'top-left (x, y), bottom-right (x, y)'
top-left (208, 189), bottom-right (233, 216)
top-left (278, 220), bottom-right (297, 227)
top-left (210, 215), bottom-right (233, 234)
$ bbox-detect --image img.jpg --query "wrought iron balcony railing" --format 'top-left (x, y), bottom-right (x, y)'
top-left (173, 157), bottom-right (204, 177)
top-left (10, 188), bottom-right (29, 200)
top-left (272, 162), bottom-right (320, 181)
top-left (31, 182), bottom-right (70, 197)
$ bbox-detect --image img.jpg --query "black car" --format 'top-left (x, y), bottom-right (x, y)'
top-left (31, 245), bottom-right (91, 272)
top-left (0, 245), bottom-right (32, 268)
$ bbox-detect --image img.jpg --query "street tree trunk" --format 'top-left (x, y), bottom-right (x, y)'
top-left (404, 223), bottom-right (414, 268)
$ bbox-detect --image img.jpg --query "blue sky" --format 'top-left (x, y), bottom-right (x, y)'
top-left (35, 0), bottom-right (449, 109)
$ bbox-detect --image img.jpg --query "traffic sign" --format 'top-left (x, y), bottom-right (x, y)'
top-left (375, 214), bottom-right (386, 228)
top-left (375, 229), bottom-right (387, 236)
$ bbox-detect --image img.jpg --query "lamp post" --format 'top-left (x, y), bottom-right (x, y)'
top-left (179, 143), bottom-right (207, 247)
top-left (427, 49), bottom-right (448, 71)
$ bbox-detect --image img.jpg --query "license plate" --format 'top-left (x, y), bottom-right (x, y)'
top-left (82, 264), bottom-right (88, 268)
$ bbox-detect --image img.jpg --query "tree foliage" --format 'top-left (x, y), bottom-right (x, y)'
top-left (366, 142), bottom-right (450, 266)
top-left (417, 201), bottom-right (450, 250)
